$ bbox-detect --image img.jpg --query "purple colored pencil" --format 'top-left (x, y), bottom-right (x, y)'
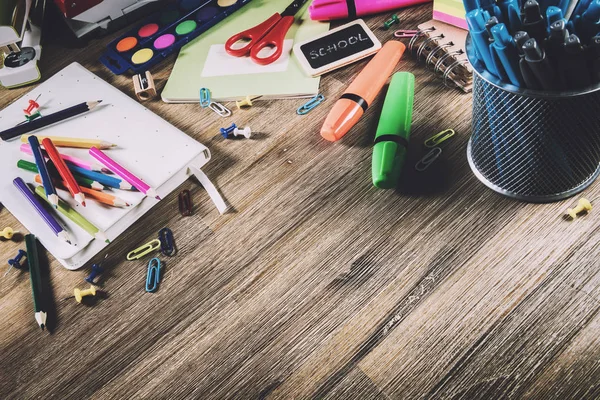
top-left (13, 177), bottom-right (72, 245)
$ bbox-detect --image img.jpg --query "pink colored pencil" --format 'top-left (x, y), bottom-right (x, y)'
top-left (20, 143), bottom-right (109, 173)
top-left (89, 147), bottom-right (160, 200)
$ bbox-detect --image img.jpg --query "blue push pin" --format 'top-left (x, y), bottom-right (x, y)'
top-left (85, 254), bottom-right (107, 284)
top-left (220, 123), bottom-right (237, 139)
top-left (8, 250), bottom-right (27, 269)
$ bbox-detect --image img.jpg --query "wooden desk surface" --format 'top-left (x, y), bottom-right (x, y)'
top-left (2, 5), bottom-right (600, 399)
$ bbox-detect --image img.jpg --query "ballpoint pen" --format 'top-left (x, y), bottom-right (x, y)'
top-left (515, 31), bottom-right (543, 89)
top-left (480, 0), bottom-right (503, 20)
top-left (572, 0), bottom-right (600, 42)
top-left (491, 23), bottom-right (524, 86)
top-left (546, 20), bottom-right (569, 63)
top-left (546, 6), bottom-right (564, 30)
top-left (559, 34), bottom-right (592, 88)
top-left (463, 0), bottom-right (480, 12)
top-left (522, 0), bottom-right (548, 44)
top-left (498, 0), bottom-right (522, 31)
top-left (485, 16), bottom-right (500, 40)
top-left (523, 38), bottom-right (560, 89)
top-left (467, 9), bottom-right (499, 76)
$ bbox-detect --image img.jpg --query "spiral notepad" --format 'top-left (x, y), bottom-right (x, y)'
top-left (408, 20), bottom-right (473, 93)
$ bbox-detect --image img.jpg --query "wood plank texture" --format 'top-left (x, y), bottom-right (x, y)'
top-left (1, 5), bottom-right (600, 399)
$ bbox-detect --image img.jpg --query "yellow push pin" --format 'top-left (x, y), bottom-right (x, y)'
top-left (236, 95), bottom-right (253, 109)
top-left (566, 198), bottom-right (592, 219)
top-left (0, 227), bottom-right (19, 240)
top-left (74, 285), bottom-right (96, 303)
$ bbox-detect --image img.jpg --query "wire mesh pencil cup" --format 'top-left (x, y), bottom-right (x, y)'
top-left (466, 38), bottom-right (600, 202)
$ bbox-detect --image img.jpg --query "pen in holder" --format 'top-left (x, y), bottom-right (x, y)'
top-left (466, 36), bottom-right (600, 202)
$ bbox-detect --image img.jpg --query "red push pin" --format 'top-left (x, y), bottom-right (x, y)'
top-left (23, 94), bottom-right (41, 116)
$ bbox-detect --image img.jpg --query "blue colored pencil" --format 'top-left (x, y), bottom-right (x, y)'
top-left (28, 135), bottom-right (59, 208)
top-left (67, 164), bottom-right (135, 190)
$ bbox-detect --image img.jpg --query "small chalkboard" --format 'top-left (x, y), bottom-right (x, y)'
top-left (293, 19), bottom-right (382, 77)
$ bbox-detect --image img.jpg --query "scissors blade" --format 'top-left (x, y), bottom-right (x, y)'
top-left (281, 0), bottom-right (309, 17)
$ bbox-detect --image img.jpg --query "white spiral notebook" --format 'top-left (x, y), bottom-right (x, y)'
top-left (0, 62), bottom-right (223, 270)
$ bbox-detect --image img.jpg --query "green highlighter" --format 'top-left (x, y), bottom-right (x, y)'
top-left (372, 72), bottom-right (415, 189)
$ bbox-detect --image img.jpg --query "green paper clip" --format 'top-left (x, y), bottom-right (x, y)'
top-left (127, 239), bottom-right (161, 260)
top-left (424, 129), bottom-right (455, 148)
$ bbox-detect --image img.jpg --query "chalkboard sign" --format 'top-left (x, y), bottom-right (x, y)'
top-left (293, 19), bottom-right (381, 77)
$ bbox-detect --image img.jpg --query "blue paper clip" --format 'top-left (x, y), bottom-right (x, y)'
top-left (146, 258), bottom-right (161, 292)
top-left (159, 228), bottom-right (176, 257)
top-left (297, 94), bottom-right (325, 115)
top-left (200, 88), bottom-right (211, 108)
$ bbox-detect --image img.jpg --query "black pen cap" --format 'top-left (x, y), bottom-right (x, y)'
top-left (523, 38), bottom-right (544, 61)
top-left (550, 20), bottom-right (568, 41)
top-left (565, 34), bottom-right (584, 54)
top-left (591, 36), bottom-right (600, 54)
top-left (514, 31), bottom-right (531, 55)
top-left (485, 16), bottom-right (500, 37)
top-left (523, 0), bottom-right (542, 23)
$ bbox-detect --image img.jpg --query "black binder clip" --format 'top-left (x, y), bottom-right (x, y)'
top-left (159, 228), bottom-right (176, 257)
top-left (178, 190), bottom-right (193, 216)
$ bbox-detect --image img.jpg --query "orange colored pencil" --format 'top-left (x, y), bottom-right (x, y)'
top-left (35, 175), bottom-right (129, 207)
top-left (42, 138), bottom-right (86, 207)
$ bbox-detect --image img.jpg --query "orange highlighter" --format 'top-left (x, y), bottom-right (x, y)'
top-left (320, 41), bottom-right (406, 142)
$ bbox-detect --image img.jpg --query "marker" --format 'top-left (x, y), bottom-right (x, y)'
top-left (546, 6), bottom-right (564, 30)
top-left (372, 72), bottom-right (415, 189)
top-left (559, 34), bottom-right (591, 89)
top-left (308, 0), bottom-right (431, 21)
top-left (490, 23), bottom-right (524, 86)
top-left (523, 38), bottom-right (560, 90)
top-left (480, 0), bottom-right (503, 20)
top-left (522, 0), bottom-right (547, 45)
top-left (498, 0), bottom-right (522, 31)
top-left (546, 19), bottom-right (569, 63)
top-left (515, 31), bottom-right (543, 89)
top-left (466, 9), bottom-right (498, 76)
top-left (572, 0), bottom-right (600, 42)
top-left (320, 41), bottom-right (406, 142)
top-left (485, 16), bottom-right (500, 41)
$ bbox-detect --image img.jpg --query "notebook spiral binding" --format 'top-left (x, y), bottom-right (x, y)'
top-left (406, 21), bottom-right (473, 93)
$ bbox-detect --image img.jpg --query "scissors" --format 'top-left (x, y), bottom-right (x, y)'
top-left (225, 0), bottom-right (308, 65)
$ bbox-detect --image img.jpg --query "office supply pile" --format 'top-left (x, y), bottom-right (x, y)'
top-left (464, 0), bottom-right (600, 89)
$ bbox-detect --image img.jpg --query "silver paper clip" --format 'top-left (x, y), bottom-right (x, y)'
top-left (146, 257), bottom-right (161, 292)
top-left (200, 88), bottom-right (211, 108)
top-left (415, 147), bottom-right (442, 172)
top-left (394, 29), bottom-right (419, 38)
top-left (297, 94), bottom-right (325, 115)
top-left (209, 101), bottom-right (232, 117)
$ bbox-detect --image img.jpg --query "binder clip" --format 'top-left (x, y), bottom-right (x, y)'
top-left (297, 94), bottom-right (325, 115)
top-left (220, 123), bottom-right (237, 138)
top-left (133, 71), bottom-right (157, 101)
top-left (415, 147), bottom-right (442, 172)
top-left (236, 95), bottom-right (253, 109)
top-left (85, 254), bottom-right (107, 284)
top-left (233, 126), bottom-right (252, 139)
top-left (566, 198), bottom-right (592, 219)
top-left (394, 29), bottom-right (419, 38)
top-left (383, 14), bottom-right (400, 30)
top-left (127, 239), bottom-right (161, 260)
top-left (23, 94), bottom-right (41, 116)
top-left (200, 88), bottom-right (211, 108)
top-left (146, 258), bottom-right (161, 292)
top-left (424, 129), bottom-right (455, 148)
top-left (179, 190), bottom-right (193, 216)
top-left (73, 285), bottom-right (96, 303)
top-left (159, 228), bottom-right (176, 257)
top-left (0, 227), bottom-right (19, 240)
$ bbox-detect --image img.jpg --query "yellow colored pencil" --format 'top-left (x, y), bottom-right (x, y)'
top-left (21, 135), bottom-right (115, 149)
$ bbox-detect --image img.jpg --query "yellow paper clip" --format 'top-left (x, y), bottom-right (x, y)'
top-left (236, 95), bottom-right (253, 109)
top-left (424, 129), bottom-right (455, 148)
top-left (127, 239), bottom-right (161, 260)
top-left (0, 227), bottom-right (19, 240)
top-left (566, 198), bottom-right (592, 219)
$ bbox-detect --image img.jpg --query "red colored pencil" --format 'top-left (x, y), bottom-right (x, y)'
top-left (42, 138), bottom-right (86, 207)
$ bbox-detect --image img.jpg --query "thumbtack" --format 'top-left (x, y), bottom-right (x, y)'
top-left (0, 227), bottom-right (20, 240)
top-left (25, 111), bottom-right (42, 122)
top-left (220, 123), bottom-right (237, 138)
top-left (85, 254), bottom-right (107, 284)
top-left (566, 198), bottom-right (592, 219)
top-left (236, 95), bottom-right (253, 109)
top-left (5, 249), bottom-right (27, 277)
top-left (23, 94), bottom-right (41, 116)
top-left (383, 14), bottom-right (400, 30)
top-left (74, 285), bottom-right (97, 303)
top-left (233, 126), bottom-right (252, 139)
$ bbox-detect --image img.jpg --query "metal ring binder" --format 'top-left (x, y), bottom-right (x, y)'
top-left (408, 27), bottom-right (435, 55)
top-left (425, 42), bottom-right (454, 70)
top-left (443, 59), bottom-right (469, 88)
top-left (416, 35), bottom-right (445, 61)
top-left (433, 50), bottom-right (463, 76)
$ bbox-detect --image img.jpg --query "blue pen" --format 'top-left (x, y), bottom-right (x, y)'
top-left (571, 0), bottom-right (593, 20)
top-left (491, 23), bottom-right (525, 86)
top-left (67, 164), bottom-right (135, 190)
top-left (572, 0), bottom-right (600, 41)
top-left (480, 0), bottom-right (503, 20)
top-left (28, 135), bottom-right (59, 209)
top-left (546, 6), bottom-right (564, 30)
top-left (498, 0), bottom-right (522, 30)
top-left (467, 9), bottom-right (500, 76)
top-left (463, 0), bottom-right (480, 12)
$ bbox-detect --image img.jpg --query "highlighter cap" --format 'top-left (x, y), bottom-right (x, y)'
top-left (372, 72), bottom-right (415, 189)
top-left (309, 0), bottom-right (349, 20)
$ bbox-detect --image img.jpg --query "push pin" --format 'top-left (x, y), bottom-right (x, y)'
top-left (220, 123), bottom-right (237, 138)
top-left (233, 126), bottom-right (252, 139)
top-left (566, 198), bottom-right (592, 219)
top-left (8, 250), bottom-right (27, 269)
top-left (25, 111), bottom-right (42, 122)
top-left (0, 227), bottom-right (20, 240)
top-left (23, 94), bottom-right (41, 116)
top-left (236, 95), bottom-right (253, 109)
top-left (74, 285), bottom-right (97, 303)
top-left (383, 14), bottom-right (400, 30)
top-left (85, 263), bottom-right (104, 285)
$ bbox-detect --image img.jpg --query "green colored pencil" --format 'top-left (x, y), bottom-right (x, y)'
top-left (25, 234), bottom-right (46, 330)
top-left (17, 160), bottom-right (105, 191)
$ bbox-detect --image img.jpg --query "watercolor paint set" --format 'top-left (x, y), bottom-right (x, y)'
top-left (100, 0), bottom-right (253, 75)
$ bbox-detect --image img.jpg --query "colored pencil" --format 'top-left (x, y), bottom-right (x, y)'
top-left (20, 133), bottom-right (114, 149)
top-left (34, 175), bottom-right (129, 207)
top-left (90, 147), bottom-right (160, 199)
top-left (67, 163), bottom-right (134, 190)
top-left (20, 143), bottom-right (109, 173)
top-left (28, 136), bottom-right (58, 209)
top-left (13, 177), bottom-right (72, 244)
top-left (25, 234), bottom-right (47, 330)
top-left (35, 186), bottom-right (109, 243)
top-left (42, 138), bottom-right (86, 207)
top-left (0, 101), bottom-right (103, 141)
top-left (18, 160), bottom-right (105, 191)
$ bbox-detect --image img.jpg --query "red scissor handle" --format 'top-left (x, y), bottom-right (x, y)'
top-left (249, 16), bottom-right (294, 65)
top-left (225, 13), bottom-right (281, 57)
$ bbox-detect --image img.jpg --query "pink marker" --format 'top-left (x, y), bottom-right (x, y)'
top-left (20, 143), bottom-right (109, 173)
top-left (89, 147), bottom-right (160, 200)
top-left (309, 0), bottom-right (431, 21)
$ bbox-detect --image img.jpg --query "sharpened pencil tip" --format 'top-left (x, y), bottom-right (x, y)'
top-left (40, 324), bottom-right (44, 330)
top-left (156, 196), bottom-right (161, 200)
top-left (98, 100), bottom-right (103, 103)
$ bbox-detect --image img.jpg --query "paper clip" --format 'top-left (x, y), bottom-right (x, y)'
top-left (394, 30), bottom-right (419, 38)
top-left (127, 239), bottom-right (161, 260)
top-left (415, 147), bottom-right (443, 172)
top-left (297, 94), bottom-right (325, 115)
top-left (179, 190), bottom-right (193, 216)
top-left (424, 129), bottom-right (455, 148)
top-left (200, 88), bottom-right (211, 108)
top-left (209, 101), bottom-right (232, 117)
top-left (159, 228), bottom-right (176, 257)
top-left (146, 258), bottom-right (161, 292)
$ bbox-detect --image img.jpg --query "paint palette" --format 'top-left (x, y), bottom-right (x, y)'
top-left (100, 0), bottom-right (253, 75)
